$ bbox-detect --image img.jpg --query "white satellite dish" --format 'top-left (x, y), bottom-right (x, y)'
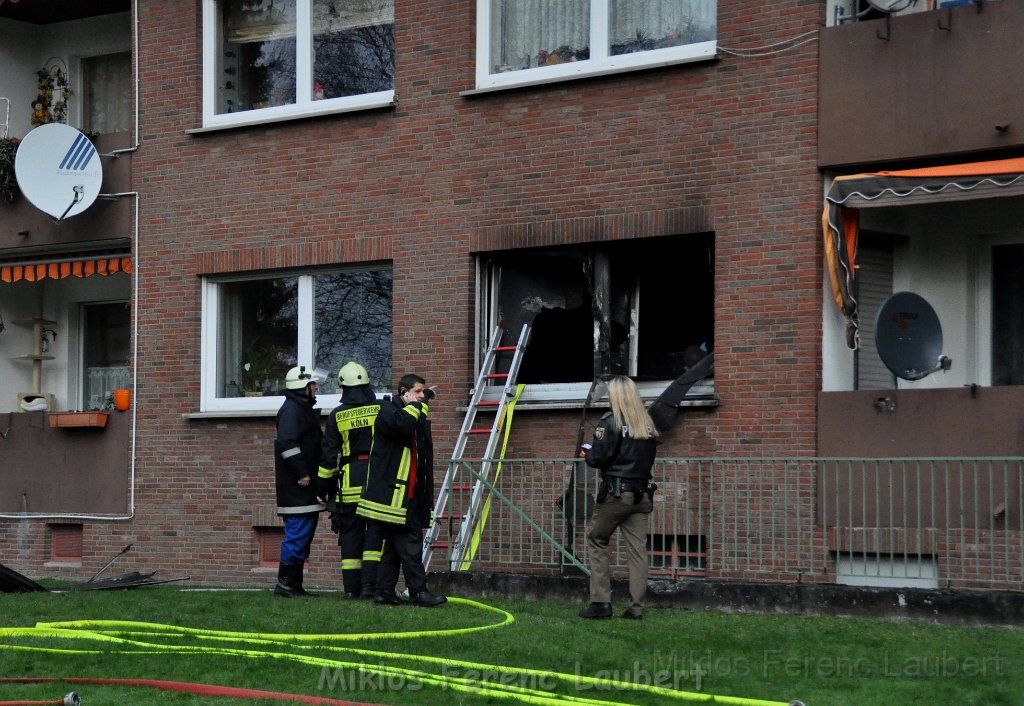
top-left (864, 0), bottom-right (914, 12)
top-left (14, 123), bottom-right (103, 220)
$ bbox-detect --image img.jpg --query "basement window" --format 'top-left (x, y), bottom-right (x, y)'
top-left (49, 523), bottom-right (83, 564)
top-left (257, 526), bottom-right (285, 568)
top-left (477, 234), bottom-right (714, 398)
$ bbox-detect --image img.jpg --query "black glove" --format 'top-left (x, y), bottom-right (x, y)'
top-left (316, 476), bottom-right (338, 500)
top-left (421, 387), bottom-right (435, 402)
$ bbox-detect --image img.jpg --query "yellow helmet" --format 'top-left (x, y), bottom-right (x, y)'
top-left (285, 365), bottom-right (321, 390)
top-left (338, 361), bottom-right (370, 387)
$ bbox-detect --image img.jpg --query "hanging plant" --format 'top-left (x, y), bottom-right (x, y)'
top-left (0, 136), bottom-right (20, 203)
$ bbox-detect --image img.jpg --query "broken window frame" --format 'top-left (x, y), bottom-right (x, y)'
top-left (475, 235), bottom-right (715, 406)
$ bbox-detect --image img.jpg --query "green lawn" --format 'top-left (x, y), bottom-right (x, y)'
top-left (0, 587), bottom-right (1020, 705)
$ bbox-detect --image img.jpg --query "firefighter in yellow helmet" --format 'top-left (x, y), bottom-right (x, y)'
top-left (317, 362), bottom-right (383, 598)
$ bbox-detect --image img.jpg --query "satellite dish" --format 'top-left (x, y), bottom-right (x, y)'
top-left (14, 123), bottom-right (103, 221)
top-left (875, 291), bottom-right (952, 381)
top-left (864, 0), bottom-right (914, 13)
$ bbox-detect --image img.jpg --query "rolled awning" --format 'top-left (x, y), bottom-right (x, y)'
top-left (822, 157), bottom-right (1024, 348)
top-left (0, 255), bottom-right (132, 284)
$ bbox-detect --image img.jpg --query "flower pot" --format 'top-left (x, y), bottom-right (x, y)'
top-left (113, 389), bottom-right (131, 411)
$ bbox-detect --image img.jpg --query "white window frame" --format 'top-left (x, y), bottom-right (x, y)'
top-left (201, 0), bottom-right (395, 131)
top-left (474, 0), bottom-right (717, 92)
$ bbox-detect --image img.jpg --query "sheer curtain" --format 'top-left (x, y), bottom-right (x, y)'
top-left (490, 0), bottom-right (590, 73)
top-left (610, 0), bottom-right (716, 49)
top-left (489, 0), bottom-right (715, 73)
top-left (83, 52), bottom-right (132, 133)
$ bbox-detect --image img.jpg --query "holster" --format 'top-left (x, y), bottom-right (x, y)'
top-left (325, 498), bottom-right (342, 534)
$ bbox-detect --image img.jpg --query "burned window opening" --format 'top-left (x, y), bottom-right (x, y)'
top-left (482, 234), bottom-right (714, 385)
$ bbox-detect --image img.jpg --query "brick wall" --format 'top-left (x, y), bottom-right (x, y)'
top-left (1, 0), bottom-right (824, 587)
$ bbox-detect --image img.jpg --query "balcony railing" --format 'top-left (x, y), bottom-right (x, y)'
top-left (433, 457), bottom-right (1024, 592)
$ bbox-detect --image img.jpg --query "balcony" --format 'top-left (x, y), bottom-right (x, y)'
top-left (818, 0), bottom-right (1024, 168)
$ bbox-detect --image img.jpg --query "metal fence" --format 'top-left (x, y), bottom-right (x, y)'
top-left (431, 457), bottom-right (1024, 591)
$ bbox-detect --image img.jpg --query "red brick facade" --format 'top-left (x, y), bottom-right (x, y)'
top-left (1, 0), bottom-right (823, 586)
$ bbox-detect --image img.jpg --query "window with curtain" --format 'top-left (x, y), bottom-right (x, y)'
top-left (202, 266), bottom-right (393, 412)
top-left (82, 52), bottom-right (132, 134)
top-left (480, 0), bottom-right (716, 89)
top-left (205, 0), bottom-right (394, 126)
top-left (82, 302), bottom-right (131, 411)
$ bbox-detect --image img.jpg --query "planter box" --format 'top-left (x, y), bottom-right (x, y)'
top-left (48, 412), bottom-right (109, 429)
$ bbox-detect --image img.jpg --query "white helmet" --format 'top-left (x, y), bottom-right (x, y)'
top-left (284, 365), bottom-right (323, 390)
top-left (338, 361), bottom-right (370, 387)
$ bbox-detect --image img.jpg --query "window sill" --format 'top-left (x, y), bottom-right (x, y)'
top-left (464, 44), bottom-right (717, 97)
top-left (184, 408), bottom-right (335, 420)
top-left (189, 96), bottom-right (397, 135)
top-left (461, 380), bottom-right (717, 412)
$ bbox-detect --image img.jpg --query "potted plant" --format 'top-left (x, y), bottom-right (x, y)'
top-left (0, 136), bottom-right (20, 203)
top-left (240, 342), bottom-right (283, 396)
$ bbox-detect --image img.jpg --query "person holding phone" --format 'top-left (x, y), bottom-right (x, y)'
top-left (357, 373), bottom-right (446, 607)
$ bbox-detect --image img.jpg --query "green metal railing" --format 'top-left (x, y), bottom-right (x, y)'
top-left (432, 457), bottom-right (1024, 591)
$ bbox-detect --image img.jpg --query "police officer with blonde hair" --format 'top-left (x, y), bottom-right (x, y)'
top-left (579, 375), bottom-right (659, 620)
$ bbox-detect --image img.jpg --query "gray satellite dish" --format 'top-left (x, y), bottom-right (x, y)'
top-left (875, 292), bottom-right (952, 381)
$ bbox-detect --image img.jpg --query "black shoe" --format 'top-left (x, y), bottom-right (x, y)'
top-left (579, 602), bottom-right (613, 619)
top-left (410, 590), bottom-right (447, 607)
top-left (373, 591), bottom-right (403, 606)
top-left (620, 609), bottom-right (643, 620)
top-left (344, 591), bottom-right (361, 600)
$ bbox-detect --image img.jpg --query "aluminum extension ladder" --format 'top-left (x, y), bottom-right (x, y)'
top-left (422, 324), bottom-right (530, 571)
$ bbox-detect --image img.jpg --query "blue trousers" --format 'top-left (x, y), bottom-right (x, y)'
top-left (280, 513), bottom-right (319, 565)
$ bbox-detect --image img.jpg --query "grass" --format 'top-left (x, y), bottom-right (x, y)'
top-left (0, 586), bottom-right (1020, 706)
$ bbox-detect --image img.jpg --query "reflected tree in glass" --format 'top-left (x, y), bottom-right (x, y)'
top-left (314, 269), bottom-right (393, 394)
top-left (220, 277), bottom-right (298, 396)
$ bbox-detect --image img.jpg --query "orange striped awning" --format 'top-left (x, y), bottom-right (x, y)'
top-left (0, 256), bottom-right (132, 284)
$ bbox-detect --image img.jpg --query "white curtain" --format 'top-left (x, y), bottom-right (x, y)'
top-left (83, 52), bottom-right (132, 134)
top-left (609, 0), bottom-right (716, 46)
top-left (490, 0), bottom-right (590, 72)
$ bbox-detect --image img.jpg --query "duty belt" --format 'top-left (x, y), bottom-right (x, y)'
top-left (599, 477), bottom-right (657, 504)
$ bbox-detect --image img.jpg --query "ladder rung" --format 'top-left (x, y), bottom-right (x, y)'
top-left (493, 345), bottom-right (517, 352)
top-left (431, 542), bottom-right (449, 548)
top-left (468, 428), bottom-right (490, 434)
top-left (483, 373), bottom-right (508, 379)
top-left (452, 485), bottom-right (472, 491)
top-left (475, 400), bottom-right (500, 407)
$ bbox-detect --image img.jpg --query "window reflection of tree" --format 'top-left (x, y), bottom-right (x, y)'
top-left (314, 23), bottom-right (394, 98)
top-left (314, 270), bottom-right (393, 393)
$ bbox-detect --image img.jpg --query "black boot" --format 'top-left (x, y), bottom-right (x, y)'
top-left (579, 602), bottom-right (613, 619)
top-left (294, 563), bottom-right (316, 597)
top-left (274, 563), bottom-right (303, 598)
top-left (409, 588), bottom-right (447, 607)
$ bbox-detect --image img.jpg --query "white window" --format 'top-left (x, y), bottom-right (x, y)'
top-left (476, 0), bottom-right (716, 91)
top-left (200, 266), bottom-right (393, 412)
top-left (202, 0), bottom-right (395, 129)
top-left (477, 235), bottom-right (714, 403)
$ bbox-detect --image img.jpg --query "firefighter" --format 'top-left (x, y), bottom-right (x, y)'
top-left (274, 364), bottom-right (327, 598)
top-left (357, 373), bottom-right (446, 607)
top-left (317, 361), bottom-right (384, 599)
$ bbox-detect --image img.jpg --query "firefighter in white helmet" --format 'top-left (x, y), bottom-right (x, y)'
top-left (273, 365), bottom-right (326, 597)
top-left (317, 361), bottom-right (384, 598)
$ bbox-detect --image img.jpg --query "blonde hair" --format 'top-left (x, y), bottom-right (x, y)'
top-left (606, 376), bottom-right (659, 440)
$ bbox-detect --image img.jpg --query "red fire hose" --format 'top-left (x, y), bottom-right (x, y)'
top-left (0, 678), bottom-right (371, 705)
